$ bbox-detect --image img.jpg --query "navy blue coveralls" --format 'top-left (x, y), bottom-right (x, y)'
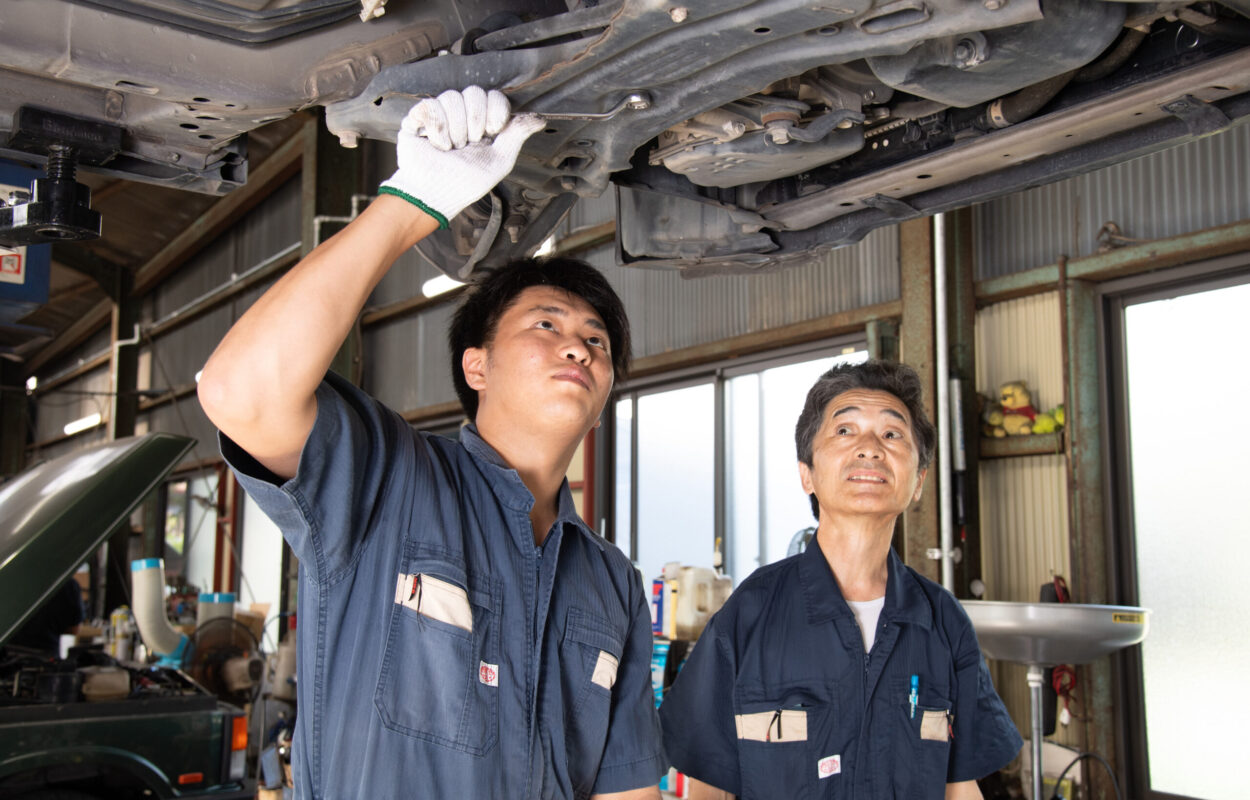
top-left (223, 374), bottom-right (666, 799)
top-left (659, 543), bottom-right (1022, 799)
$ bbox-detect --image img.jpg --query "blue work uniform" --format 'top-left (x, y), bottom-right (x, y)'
top-left (659, 543), bottom-right (1022, 799)
top-left (222, 373), bottom-right (665, 799)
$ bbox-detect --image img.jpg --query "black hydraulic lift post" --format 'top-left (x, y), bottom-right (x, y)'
top-left (0, 359), bottom-right (28, 478)
top-left (947, 208), bottom-right (981, 599)
top-left (104, 268), bottom-right (139, 613)
top-left (302, 111), bottom-right (365, 384)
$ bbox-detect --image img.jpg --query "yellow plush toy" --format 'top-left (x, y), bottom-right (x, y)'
top-left (997, 380), bottom-right (1038, 436)
top-left (981, 394), bottom-right (1007, 438)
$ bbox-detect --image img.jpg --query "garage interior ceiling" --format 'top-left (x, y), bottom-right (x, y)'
top-left (3, 115), bottom-right (308, 363)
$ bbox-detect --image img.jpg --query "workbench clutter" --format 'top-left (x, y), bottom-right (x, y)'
top-left (980, 380), bottom-right (1064, 438)
top-left (649, 562), bottom-right (732, 797)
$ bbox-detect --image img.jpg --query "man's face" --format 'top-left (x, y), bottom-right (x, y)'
top-left (463, 285), bottom-right (614, 433)
top-left (798, 388), bottom-right (927, 523)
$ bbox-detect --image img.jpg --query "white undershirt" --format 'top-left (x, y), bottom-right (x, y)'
top-left (847, 596), bottom-right (886, 653)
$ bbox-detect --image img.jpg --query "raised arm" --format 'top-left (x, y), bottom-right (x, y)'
top-left (197, 87), bottom-right (542, 478)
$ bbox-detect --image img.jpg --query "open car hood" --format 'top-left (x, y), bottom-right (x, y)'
top-left (0, 433), bottom-right (195, 646)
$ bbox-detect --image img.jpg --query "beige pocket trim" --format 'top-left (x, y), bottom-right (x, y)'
top-left (393, 572), bottom-right (473, 632)
top-left (920, 709), bottom-right (949, 741)
top-left (591, 650), bottom-right (619, 690)
top-left (735, 709), bottom-right (808, 742)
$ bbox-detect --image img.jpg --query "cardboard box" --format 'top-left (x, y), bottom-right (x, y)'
top-left (235, 610), bottom-right (265, 644)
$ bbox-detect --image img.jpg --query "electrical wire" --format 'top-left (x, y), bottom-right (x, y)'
top-left (1049, 751), bottom-right (1122, 800)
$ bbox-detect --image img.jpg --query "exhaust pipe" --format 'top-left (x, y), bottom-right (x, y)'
top-left (130, 559), bottom-right (189, 666)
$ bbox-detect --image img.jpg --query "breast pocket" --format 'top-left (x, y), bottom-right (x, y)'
top-left (374, 556), bottom-right (500, 756)
top-left (559, 607), bottom-right (625, 793)
top-left (890, 688), bottom-right (953, 799)
top-left (736, 687), bottom-right (831, 800)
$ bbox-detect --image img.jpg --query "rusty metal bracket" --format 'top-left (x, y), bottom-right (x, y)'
top-left (862, 193), bottom-right (920, 219)
top-left (1158, 94), bottom-right (1231, 137)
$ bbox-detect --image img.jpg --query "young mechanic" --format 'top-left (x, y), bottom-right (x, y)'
top-left (198, 88), bottom-right (665, 799)
top-left (659, 360), bottom-right (1022, 800)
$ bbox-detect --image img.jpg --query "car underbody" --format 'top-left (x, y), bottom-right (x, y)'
top-left (2, 0), bottom-right (1249, 277)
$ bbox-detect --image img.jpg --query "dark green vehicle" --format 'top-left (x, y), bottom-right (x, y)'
top-left (0, 434), bottom-right (252, 800)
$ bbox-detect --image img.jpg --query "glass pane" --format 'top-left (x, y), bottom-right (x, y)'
top-left (184, 475), bottom-right (219, 594)
top-left (614, 399), bottom-right (633, 552)
top-left (239, 495), bottom-right (285, 650)
top-left (163, 480), bottom-right (188, 578)
top-left (725, 349), bottom-right (868, 585)
top-left (1125, 281), bottom-right (1250, 800)
top-left (635, 383), bottom-right (715, 585)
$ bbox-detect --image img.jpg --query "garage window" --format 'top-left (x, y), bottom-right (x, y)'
top-left (614, 340), bottom-right (867, 586)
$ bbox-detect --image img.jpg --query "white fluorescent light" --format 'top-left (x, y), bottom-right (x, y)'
top-left (25, 376), bottom-right (37, 392)
top-left (194, 369), bottom-right (203, 383)
top-left (536, 235), bottom-right (556, 257)
top-left (63, 412), bottom-right (102, 436)
top-left (422, 274), bottom-right (465, 298)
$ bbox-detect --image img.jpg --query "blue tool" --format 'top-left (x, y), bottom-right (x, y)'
top-left (909, 674), bottom-right (919, 719)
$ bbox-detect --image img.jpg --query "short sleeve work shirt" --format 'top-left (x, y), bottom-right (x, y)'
top-left (659, 544), bottom-right (1022, 799)
top-left (222, 374), bottom-right (665, 799)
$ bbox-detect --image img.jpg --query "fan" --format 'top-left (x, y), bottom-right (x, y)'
top-left (182, 617), bottom-right (263, 706)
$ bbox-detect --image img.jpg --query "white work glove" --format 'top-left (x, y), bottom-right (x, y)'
top-left (378, 86), bottom-right (544, 228)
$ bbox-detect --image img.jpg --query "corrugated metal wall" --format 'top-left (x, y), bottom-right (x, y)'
top-left (135, 178), bottom-right (301, 466)
top-left (26, 178), bottom-right (300, 469)
top-left (974, 291), bottom-right (1074, 743)
top-left (975, 122), bottom-right (1250, 278)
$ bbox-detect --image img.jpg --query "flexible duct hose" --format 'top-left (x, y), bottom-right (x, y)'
top-left (1074, 28), bottom-right (1147, 83)
top-left (130, 559), bottom-right (188, 664)
top-left (980, 25), bottom-right (1148, 129)
top-left (982, 71), bottom-right (1077, 129)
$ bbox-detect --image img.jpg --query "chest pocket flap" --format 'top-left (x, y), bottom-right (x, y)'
top-left (394, 571), bottom-right (474, 632)
top-left (736, 708), bottom-right (808, 743)
top-left (565, 607), bottom-right (625, 677)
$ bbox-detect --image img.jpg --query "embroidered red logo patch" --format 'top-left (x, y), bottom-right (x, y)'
top-left (817, 755), bottom-right (841, 778)
top-left (479, 661), bottom-right (498, 687)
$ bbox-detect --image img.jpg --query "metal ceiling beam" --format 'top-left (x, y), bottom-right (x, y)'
top-left (50, 243), bottom-right (124, 299)
top-left (25, 127), bottom-right (306, 375)
top-left (975, 218), bottom-right (1250, 305)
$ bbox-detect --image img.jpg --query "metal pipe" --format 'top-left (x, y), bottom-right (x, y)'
top-left (934, 212), bottom-right (955, 592)
top-left (36, 242), bottom-right (301, 390)
top-left (108, 322), bottom-right (141, 439)
top-left (1027, 665), bottom-right (1046, 800)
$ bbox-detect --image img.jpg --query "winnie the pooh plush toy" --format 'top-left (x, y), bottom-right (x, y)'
top-left (998, 380), bottom-right (1038, 436)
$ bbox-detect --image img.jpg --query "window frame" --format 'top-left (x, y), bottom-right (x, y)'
top-left (609, 333), bottom-right (869, 578)
top-left (1100, 252), bottom-right (1250, 800)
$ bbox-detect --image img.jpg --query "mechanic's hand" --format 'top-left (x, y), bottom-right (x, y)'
top-left (378, 86), bottom-right (544, 228)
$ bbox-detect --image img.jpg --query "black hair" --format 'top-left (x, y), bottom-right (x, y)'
top-left (794, 359), bottom-right (937, 518)
top-left (448, 257), bottom-right (631, 419)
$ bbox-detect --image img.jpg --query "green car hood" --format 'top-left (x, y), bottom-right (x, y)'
top-left (0, 433), bottom-right (195, 646)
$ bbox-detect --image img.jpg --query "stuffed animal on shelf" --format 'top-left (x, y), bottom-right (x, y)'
top-left (997, 380), bottom-right (1038, 436)
top-left (981, 393), bottom-right (1007, 438)
top-left (1033, 404), bottom-right (1065, 434)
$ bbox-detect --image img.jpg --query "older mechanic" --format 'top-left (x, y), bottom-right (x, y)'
top-left (660, 360), bottom-right (1021, 800)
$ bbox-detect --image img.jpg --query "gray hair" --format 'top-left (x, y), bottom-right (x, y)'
top-left (794, 359), bottom-right (936, 470)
